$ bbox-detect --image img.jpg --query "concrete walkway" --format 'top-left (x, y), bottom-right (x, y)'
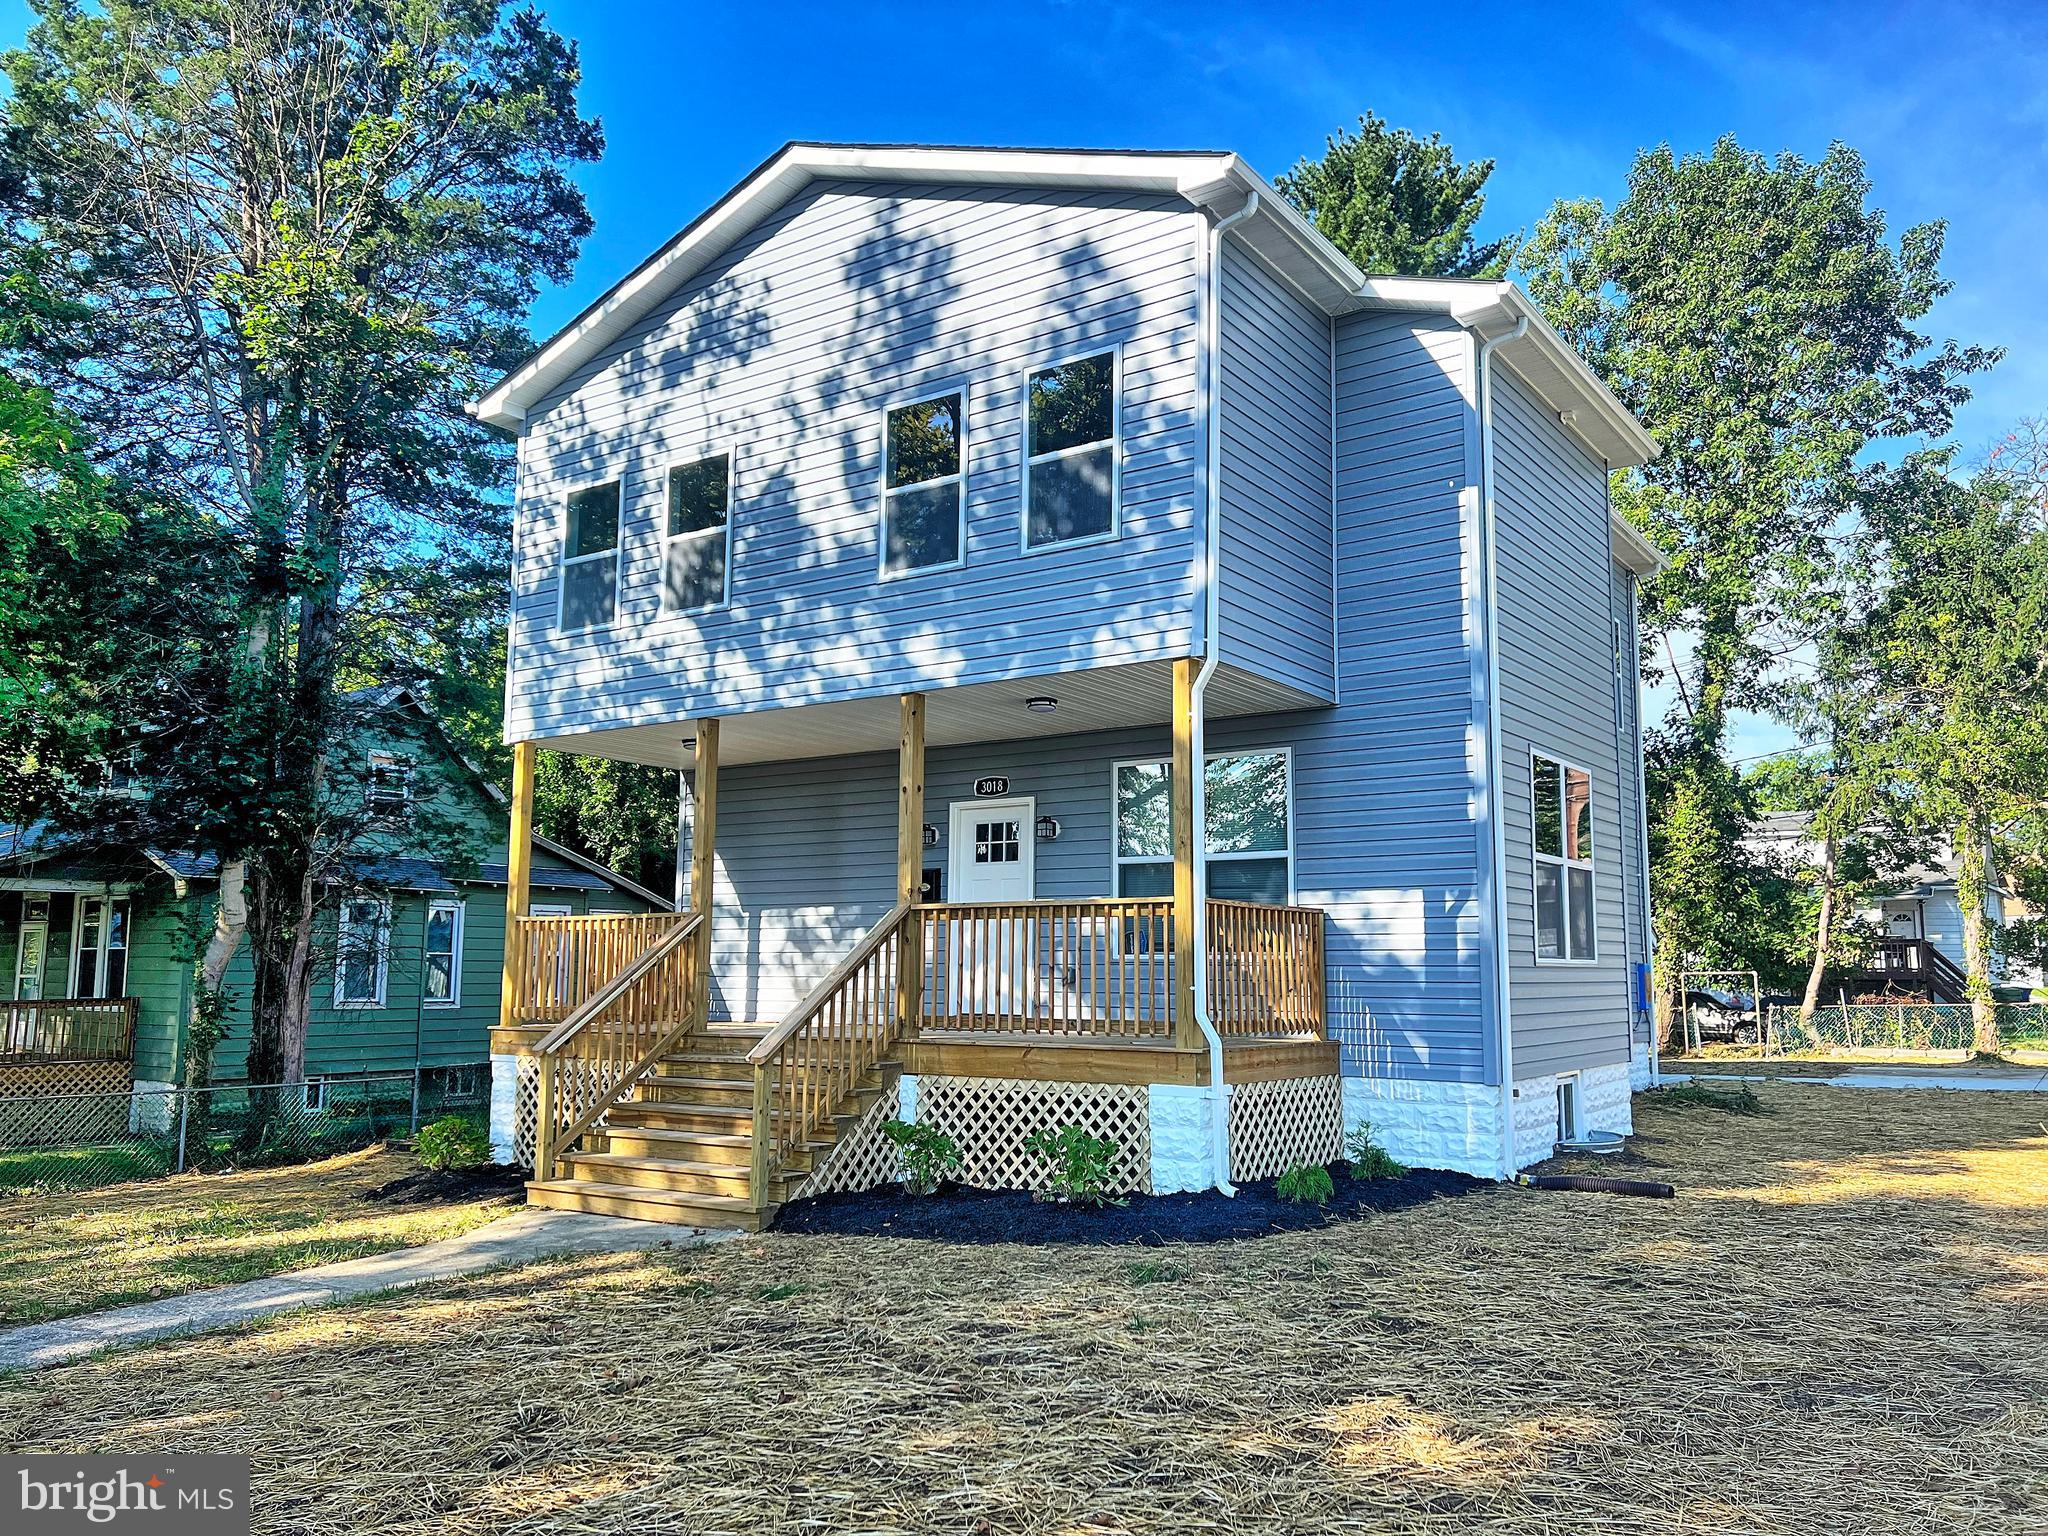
top-left (0, 1207), bottom-right (726, 1373)
top-left (1679, 1066), bottom-right (2048, 1093)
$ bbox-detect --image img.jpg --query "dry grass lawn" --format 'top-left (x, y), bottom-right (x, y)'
top-left (4, 1083), bottom-right (2048, 1534)
top-left (0, 1145), bottom-right (521, 1326)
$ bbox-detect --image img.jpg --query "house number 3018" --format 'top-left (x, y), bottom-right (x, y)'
top-left (973, 776), bottom-right (1010, 797)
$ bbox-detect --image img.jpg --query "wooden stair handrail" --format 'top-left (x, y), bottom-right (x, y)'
top-left (746, 903), bottom-right (911, 1065)
top-left (535, 912), bottom-right (703, 1055)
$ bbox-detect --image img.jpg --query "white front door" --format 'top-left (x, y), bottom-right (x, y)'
top-left (945, 799), bottom-right (1035, 1015)
top-left (947, 798), bottom-right (1036, 902)
top-left (13, 899), bottom-right (48, 1001)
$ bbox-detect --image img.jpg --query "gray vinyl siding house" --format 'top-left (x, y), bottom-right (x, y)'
top-left (480, 144), bottom-right (1662, 1183)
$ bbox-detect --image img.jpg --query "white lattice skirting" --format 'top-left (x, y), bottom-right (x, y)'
top-left (493, 1053), bottom-right (634, 1171)
top-left (0, 1060), bottom-right (133, 1146)
top-left (1230, 1074), bottom-right (1344, 1183)
top-left (792, 1082), bottom-right (903, 1199)
top-left (915, 1075), bottom-right (1155, 1194)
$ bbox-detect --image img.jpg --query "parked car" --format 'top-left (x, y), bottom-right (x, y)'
top-left (1682, 987), bottom-right (1762, 1044)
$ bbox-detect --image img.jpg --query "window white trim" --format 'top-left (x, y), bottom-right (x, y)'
top-left (1020, 344), bottom-right (1122, 554)
top-left (877, 380), bottom-right (971, 580)
top-left (1530, 746), bottom-right (1599, 966)
top-left (423, 897), bottom-right (465, 1009)
top-left (364, 749), bottom-right (414, 815)
top-left (67, 896), bottom-right (131, 1000)
top-left (303, 1077), bottom-right (328, 1111)
top-left (1108, 746), bottom-right (1295, 903)
top-left (334, 895), bottom-right (392, 1009)
top-left (659, 446), bottom-right (735, 614)
top-left (555, 475), bottom-right (624, 633)
top-left (1556, 1072), bottom-right (1583, 1141)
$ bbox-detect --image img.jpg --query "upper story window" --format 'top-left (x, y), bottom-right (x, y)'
top-left (1113, 749), bottom-right (1292, 903)
top-left (365, 750), bottom-right (413, 816)
top-left (1533, 753), bottom-right (1597, 963)
top-left (1025, 351), bottom-right (1117, 549)
top-left (558, 480), bottom-right (620, 631)
top-left (882, 390), bottom-right (965, 575)
top-left (665, 453), bottom-right (731, 612)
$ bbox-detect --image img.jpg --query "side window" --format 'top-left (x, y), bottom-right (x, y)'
top-left (1532, 753), bottom-right (1597, 962)
top-left (423, 899), bottom-right (464, 1007)
top-left (558, 480), bottom-right (620, 631)
top-left (1024, 352), bottom-right (1116, 548)
top-left (335, 895), bottom-right (392, 1007)
top-left (1112, 751), bottom-right (1292, 902)
top-left (882, 391), bottom-right (965, 574)
top-left (665, 453), bottom-right (731, 612)
top-left (365, 750), bottom-right (414, 816)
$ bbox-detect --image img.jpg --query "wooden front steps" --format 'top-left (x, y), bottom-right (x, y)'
top-left (525, 1021), bottom-right (894, 1230)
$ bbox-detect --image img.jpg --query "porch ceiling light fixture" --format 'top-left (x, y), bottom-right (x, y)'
top-left (1024, 695), bottom-right (1058, 713)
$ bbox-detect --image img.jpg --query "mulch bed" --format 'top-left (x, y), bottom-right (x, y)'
top-left (772, 1161), bottom-right (1479, 1244)
top-left (356, 1162), bottom-right (528, 1206)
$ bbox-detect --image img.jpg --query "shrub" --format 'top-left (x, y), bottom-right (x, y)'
top-left (1024, 1124), bottom-right (1125, 1208)
top-left (416, 1114), bottom-right (493, 1170)
top-left (1656, 1081), bottom-right (1765, 1116)
top-left (1275, 1162), bottom-right (1335, 1205)
top-left (1343, 1121), bottom-right (1406, 1181)
top-left (880, 1118), bottom-right (963, 1196)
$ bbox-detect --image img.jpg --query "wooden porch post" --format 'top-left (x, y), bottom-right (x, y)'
top-left (689, 721), bottom-right (719, 1031)
top-left (1171, 658), bottom-right (1201, 1050)
top-left (895, 693), bottom-right (926, 1035)
top-left (499, 740), bottom-right (537, 1036)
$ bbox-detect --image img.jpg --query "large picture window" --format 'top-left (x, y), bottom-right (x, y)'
top-left (558, 480), bottom-right (620, 631)
top-left (665, 453), bottom-right (731, 611)
top-left (335, 895), bottom-right (391, 1007)
top-left (1112, 750), bottom-right (1291, 904)
top-left (881, 391), bottom-right (965, 574)
top-left (1532, 753), bottom-right (1597, 962)
top-left (1024, 351), bottom-right (1117, 548)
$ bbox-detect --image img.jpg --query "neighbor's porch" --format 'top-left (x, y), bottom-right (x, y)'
top-left (0, 887), bottom-right (140, 1098)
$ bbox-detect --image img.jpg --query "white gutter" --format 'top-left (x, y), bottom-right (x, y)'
top-left (1475, 315), bottom-right (1528, 1180)
top-left (1191, 188), bottom-right (1260, 1196)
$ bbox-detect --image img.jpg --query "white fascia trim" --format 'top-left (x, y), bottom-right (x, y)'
top-left (1355, 278), bottom-right (1660, 471)
top-left (1609, 512), bottom-right (1668, 577)
top-left (530, 832), bottom-right (675, 911)
top-left (474, 145), bottom-right (1253, 430)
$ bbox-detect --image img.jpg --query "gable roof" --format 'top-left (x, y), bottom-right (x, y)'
top-left (472, 141), bottom-right (1659, 472)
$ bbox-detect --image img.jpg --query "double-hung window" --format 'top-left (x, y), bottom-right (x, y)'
top-left (365, 750), bottom-right (413, 816)
top-left (423, 899), bottom-right (464, 1007)
top-left (1532, 754), bottom-right (1597, 962)
top-left (1113, 749), bottom-right (1292, 903)
top-left (881, 390), bottom-right (965, 574)
top-left (665, 453), bottom-right (731, 611)
top-left (558, 480), bottom-right (620, 630)
top-left (72, 897), bottom-right (131, 998)
top-left (1024, 351), bottom-right (1117, 548)
top-left (335, 895), bottom-right (391, 1007)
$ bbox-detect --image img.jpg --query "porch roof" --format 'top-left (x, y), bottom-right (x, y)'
top-left (519, 658), bottom-right (1322, 771)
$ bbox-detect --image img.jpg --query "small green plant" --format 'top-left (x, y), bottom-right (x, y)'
top-left (1275, 1162), bottom-right (1335, 1205)
top-left (880, 1118), bottom-right (964, 1195)
top-left (1656, 1081), bottom-right (1765, 1116)
top-left (1024, 1124), bottom-right (1126, 1208)
top-left (415, 1114), bottom-right (492, 1170)
top-left (1343, 1121), bottom-right (1407, 1180)
top-left (1124, 1257), bottom-right (1188, 1286)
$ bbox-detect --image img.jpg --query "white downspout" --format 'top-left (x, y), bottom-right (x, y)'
top-left (1475, 316), bottom-right (1527, 1180)
top-left (1192, 188), bottom-right (1260, 1196)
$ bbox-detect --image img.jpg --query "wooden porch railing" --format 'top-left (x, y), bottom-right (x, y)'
top-left (511, 911), bottom-right (691, 1026)
top-left (532, 911), bottom-right (703, 1178)
top-left (0, 998), bottom-right (137, 1062)
top-left (1207, 899), bottom-right (1326, 1038)
top-left (914, 897), bottom-right (1177, 1036)
top-left (748, 904), bottom-right (912, 1205)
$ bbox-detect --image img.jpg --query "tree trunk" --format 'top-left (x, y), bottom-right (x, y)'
top-left (1799, 831), bottom-right (1838, 1028)
top-left (1955, 819), bottom-right (2000, 1056)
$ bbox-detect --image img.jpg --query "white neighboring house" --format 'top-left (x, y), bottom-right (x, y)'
top-left (1752, 810), bottom-right (2043, 1000)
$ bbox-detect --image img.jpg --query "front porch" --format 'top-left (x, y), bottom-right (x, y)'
top-left (491, 672), bottom-right (1338, 1226)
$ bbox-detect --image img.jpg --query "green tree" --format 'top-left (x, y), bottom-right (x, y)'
top-left (1857, 452), bottom-right (2048, 1051)
top-left (1, 0), bottom-right (600, 1083)
top-left (1276, 112), bottom-right (1513, 278)
top-left (534, 752), bottom-right (679, 898)
top-left (1520, 138), bottom-right (1996, 1026)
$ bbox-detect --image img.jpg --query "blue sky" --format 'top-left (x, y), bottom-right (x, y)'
top-left (5, 0), bottom-right (2043, 755)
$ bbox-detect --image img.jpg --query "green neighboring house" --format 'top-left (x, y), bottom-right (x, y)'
top-left (0, 689), bottom-right (666, 1103)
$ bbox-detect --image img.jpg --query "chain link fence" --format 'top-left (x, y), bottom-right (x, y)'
top-left (1766, 1002), bottom-right (2048, 1055)
top-left (0, 1064), bottom-right (490, 1193)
